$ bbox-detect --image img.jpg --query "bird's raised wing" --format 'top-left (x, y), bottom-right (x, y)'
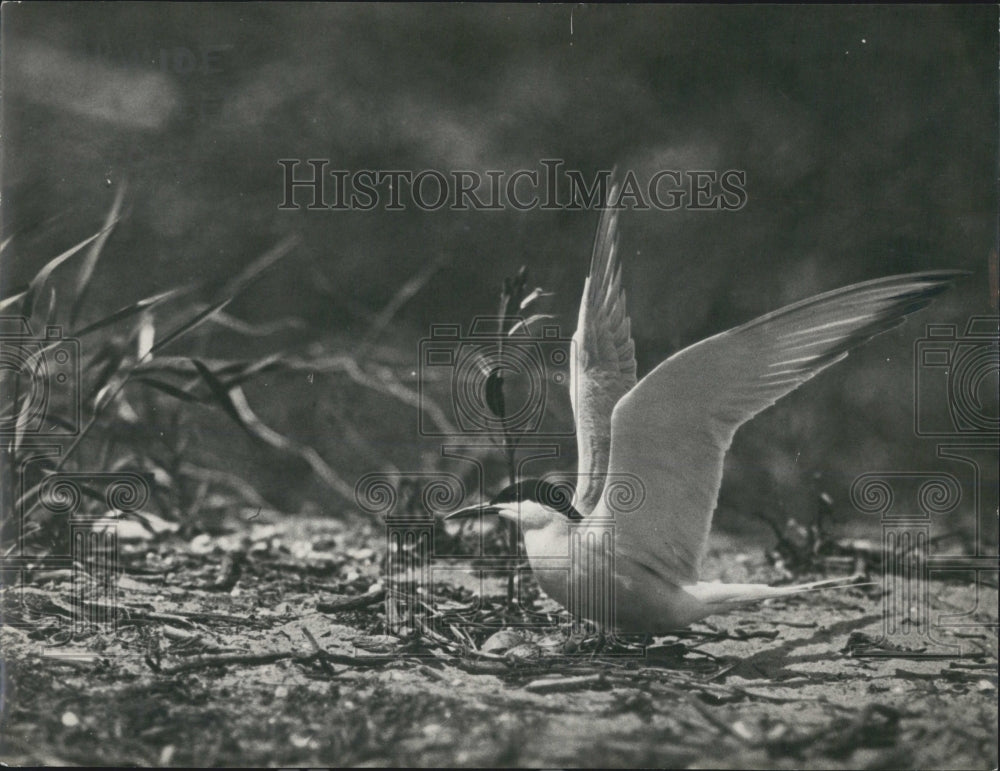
top-left (570, 188), bottom-right (638, 515)
top-left (603, 271), bottom-right (964, 585)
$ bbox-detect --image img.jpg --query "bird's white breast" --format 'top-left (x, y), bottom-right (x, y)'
top-left (522, 521), bottom-right (712, 634)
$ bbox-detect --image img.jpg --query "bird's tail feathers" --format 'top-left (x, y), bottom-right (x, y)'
top-left (691, 576), bottom-right (872, 606)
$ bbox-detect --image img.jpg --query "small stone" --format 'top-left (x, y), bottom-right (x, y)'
top-left (481, 629), bottom-right (525, 653)
top-left (505, 642), bottom-right (542, 661)
top-left (159, 745), bottom-right (175, 765)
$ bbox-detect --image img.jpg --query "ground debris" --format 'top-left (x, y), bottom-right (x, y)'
top-left (2, 515), bottom-right (995, 768)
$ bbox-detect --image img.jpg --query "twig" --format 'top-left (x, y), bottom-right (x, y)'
top-left (702, 661), bottom-right (740, 683)
top-left (317, 588), bottom-right (386, 613)
top-left (135, 353), bottom-right (459, 435)
top-left (357, 250), bottom-right (453, 356)
top-left (156, 649), bottom-right (395, 675)
top-left (179, 465), bottom-right (271, 508)
top-left (524, 673), bottom-right (606, 693)
top-left (205, 550), bottom-right (246, 592)
top-left (302, 626), bottom-right (338, 677)
top-left (686, 695), bottom-right (747, 741)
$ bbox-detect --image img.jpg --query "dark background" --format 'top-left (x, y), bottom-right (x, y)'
top-left (2, 4), bottom-right (997, 541)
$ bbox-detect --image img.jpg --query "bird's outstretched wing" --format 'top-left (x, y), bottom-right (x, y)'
top-left (603, 271), bottom-right (964, 585)
top-left (570, 185), bottom-right (638, 515)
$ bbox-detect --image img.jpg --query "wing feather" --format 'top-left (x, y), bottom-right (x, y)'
top-left (570, 184), bottom-right (638, 515)
top-left (601, 271), bottom-right (964, 585)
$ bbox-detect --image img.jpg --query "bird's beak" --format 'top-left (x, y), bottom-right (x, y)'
top-left (445, 504), bottom-right (501, 520)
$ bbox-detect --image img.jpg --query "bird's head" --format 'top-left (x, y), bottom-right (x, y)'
top-left (445, 478), bottom-right (583, 532)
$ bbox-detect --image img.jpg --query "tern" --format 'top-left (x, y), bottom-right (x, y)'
top-left (448, 186), bottom-right (963, 633)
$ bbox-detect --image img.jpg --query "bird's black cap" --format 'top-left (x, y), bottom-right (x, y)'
top-left (490, 478), bottom-right (584, 521)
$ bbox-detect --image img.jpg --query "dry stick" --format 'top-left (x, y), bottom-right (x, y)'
top-left (702, 661), bottom-right (740, 683)
top-left (116, 610), bottom-right (201, 628)
top-left (301, 626), bottom-right (338, 678)
top-left (110, 603), bottom-right (269, 627)
top-left (135, 353), bottom-right (459, 435)
top-left (417, 664), bottom-right (448, 682)
top-left (157, 649), bottom-right (394, 675)
top-left (524, 673), bottom-right (606, 693)
top-left (685, 695), bottom-right (749, 742)
top-left (497, 269), bottom-right (527, 608)
top-left (357, 250), bottom-right (454, 358)
top-left (316, 588), bottom-right (386, 613)
top-left (205, 550), bottom-right (246, 591)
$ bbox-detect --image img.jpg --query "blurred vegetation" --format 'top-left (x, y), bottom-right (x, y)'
top-left (1, 4), bottom-right (996, 541)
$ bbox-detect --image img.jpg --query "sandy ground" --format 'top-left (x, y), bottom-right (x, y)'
top-left (1, 514), bottom-right (996, 768)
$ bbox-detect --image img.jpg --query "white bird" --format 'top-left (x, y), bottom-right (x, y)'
top-left (448, 186), bottom-right (963, 634)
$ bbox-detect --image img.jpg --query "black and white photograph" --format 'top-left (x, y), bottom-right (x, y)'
top-left (1, 3), bottom-right (997, 768)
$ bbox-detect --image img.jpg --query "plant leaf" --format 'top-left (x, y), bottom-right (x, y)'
top-left (189, 358), bottom-right (254, 437)
top-left (219, 233), bottom-right (300, 299)
top-left (21, 225), bottom-right (115, 319)
top-left (150, 297), bottom-right (234, 356)
top-left (70, 180), bottom-right (127, 326)
top-left (519, 287), bottom-right (552, 310)
top-left (132, 376), bottom-right (202, 403)
top-left (0, 289), bottom-right (28, 314)
top-left (206, 312), bottom-right (306, 337)
top-left (74, 286), bottom-right (191, 338)
top-left (508, 314), bottom-right (555, 336)
top-left (485, 368), bottom-right (505, 419)
top-left (226, 386), bottom-right (354, 500)
top-left (149, 236), bottom-right (298, 357)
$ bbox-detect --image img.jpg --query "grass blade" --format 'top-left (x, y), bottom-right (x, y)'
top-left (70, 180), bottom-right (127, 326)
top-left (507, 313), bottom-right (555, 336)
top-left (21, 224), bottom-right (116, 319)
top-left (54, 237), bottom-right (299, 472)
top-left (218, 234), bottom-right (300, 299)
top-left (84, 341), bottom-right (131, 409)
top-left (150, 236), bottom-right (299, 356)
top-left (0, 289), bottom-right (28, 314)
top-left (132, 376), bottom-right (202, 403)
top-left (227, 385), bottom-right (354, 501)
top-left (519, 287), bottom-right (553, 310)
top-left (185, 359), bottom-right (354, 501)
top-left (74, 286), bottom-right (191, 338)
top-left (150, 297), bottom-right (234, 356)
top-left (206, 312), bottom-right (306, 337)
top-left (189, 358), bottom-right (255, 437)
top-left (44, 287), bottom-right (59, 326)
